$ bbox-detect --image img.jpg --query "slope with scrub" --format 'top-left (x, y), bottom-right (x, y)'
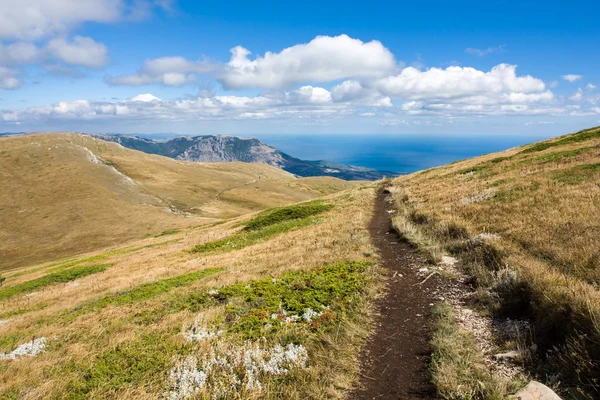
top-left (0, 185), bottom-right (380, 399)
top-left (388, 126), bottom-right (600, 398)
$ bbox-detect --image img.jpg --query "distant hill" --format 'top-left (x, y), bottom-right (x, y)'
top-left (0, 132), bottom-right (358, 269)
top-left (89, 134), bottom-right (397, 180)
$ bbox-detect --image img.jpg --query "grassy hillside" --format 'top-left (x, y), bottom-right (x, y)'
top-left (0, 186), bottom-right (379, 399)
top-left (388, 126), bottom-right (600, 398)
top-left (0, 133), bottom-right (357, 270)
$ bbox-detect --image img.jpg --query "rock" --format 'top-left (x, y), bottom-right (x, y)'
top-left (512, 381), bottom-right (562, 400)
top-left (493, 350), bottom-right (523, 361)
top-left (440, 255), bottom-right (458, 267)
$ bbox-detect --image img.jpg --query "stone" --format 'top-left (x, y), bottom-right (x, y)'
top-left (512, 381), bottom-right (562, 400)
top-left (493, 350), bottom-right (523, 361)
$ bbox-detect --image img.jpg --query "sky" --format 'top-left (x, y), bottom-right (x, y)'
top-left (0, 0), bottom-right (599, 136)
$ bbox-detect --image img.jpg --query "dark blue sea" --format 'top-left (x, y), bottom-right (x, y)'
top-left (253, 134), bottom-right (555, 174)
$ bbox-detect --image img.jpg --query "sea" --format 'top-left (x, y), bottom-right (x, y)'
top-left (253, 134), bottom-right (556, 174)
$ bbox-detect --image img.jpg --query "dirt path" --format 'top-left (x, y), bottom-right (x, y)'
top-left (351, 188), bottom-right (438, 400)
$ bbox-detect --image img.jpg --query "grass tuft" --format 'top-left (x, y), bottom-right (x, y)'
top-left (430, 303), bottom-right (516, 400)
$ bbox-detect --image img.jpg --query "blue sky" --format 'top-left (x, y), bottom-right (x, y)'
top-left (0, 0), bottom-right (599, 136)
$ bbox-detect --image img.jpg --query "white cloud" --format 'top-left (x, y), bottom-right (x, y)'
top-left (0, 66), bottom-right (21, 89)
top-left (0, 0), bottom-right (171, 40)
top-left (524, 121), bottom-right (556, 126)
top-left (562, 74), bottom-right (583, 82)
top-left (46, 36), bottom-right (108, 68)
top-left (570, 88), bottom-right (584, 101)
top-left (586, 83), bottom-right (596, 90)
top-left (219, 34), bottom-right (396, 89)
top-left (107, 56), bottom-right (214, 86)
top-left (373, 64), bottom-right (548, 104)
top-left (0, 42), bottom-right (42, 64)
top-left (465, 44), bottom-right (505, 56)
top-left (331, 80), bottom-right (392, 106)
top-left (129, 93), bottom-right (161, 102)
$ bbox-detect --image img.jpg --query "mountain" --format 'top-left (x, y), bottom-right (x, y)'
top-left (89, 133), bottom-right (396, 180)
top-left (0, 132), bottom-right (358, 269)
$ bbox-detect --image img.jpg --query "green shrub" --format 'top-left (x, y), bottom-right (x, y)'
top-left (520, 127), bottom-right (600, 154)
top-left (0, 264), bottom-right (111, 300)
top-left (71, 268), bottom-right (222, 316)
top-left (191, 215), bottom-right (328, 254)
top-left (243, 201), bottom-right (333, 231)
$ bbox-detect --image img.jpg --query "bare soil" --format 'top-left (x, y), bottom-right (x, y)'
top-left (351, 188), bottom-right (438, 400)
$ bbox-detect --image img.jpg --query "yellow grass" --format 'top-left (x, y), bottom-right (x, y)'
top-left (0, 184), bottom-right (379, 399)
top-left (0, 133), bottom-right (358, 270)
top-left (389, 126), bottom-right (600, 397)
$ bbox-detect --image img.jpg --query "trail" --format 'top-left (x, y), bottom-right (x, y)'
top-left (351, 188), bottom-right (438, 400)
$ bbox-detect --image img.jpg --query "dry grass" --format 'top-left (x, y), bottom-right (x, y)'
top-left (0, 133), bottom-right (358, 270)
top-left (390, 126), bottom-right (600, 397)
top-left (0, 184), bottom-right (379, 399)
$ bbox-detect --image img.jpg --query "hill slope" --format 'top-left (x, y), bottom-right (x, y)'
top-left (388, 126), bottom-right (600, 398)
top-left (0, 133), bottom-right (357, 269)
top-left (0, 183), bottom-right (378, 399)
top-left (90, 133), bottom-right (396, 180)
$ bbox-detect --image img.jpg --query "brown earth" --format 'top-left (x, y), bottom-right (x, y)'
top-left (351, 188), bottom-right (438, 400)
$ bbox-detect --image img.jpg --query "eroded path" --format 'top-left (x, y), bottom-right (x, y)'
top-left (351, 188), bottom-right (438, 400)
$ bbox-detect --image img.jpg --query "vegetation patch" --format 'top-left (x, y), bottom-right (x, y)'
top-left (65, 332), bottom-right (188, 399)
top-left (430, 303), bottom-right (515, 400)
top-left (156, 229), bottom-right (181, 237)
top-left (455, 165), bottom-right (488, 175)
top-left (520, 127), bottom-right (600, 154)
top-left (493, 181), bottom-right (541, 203)
top-left (183, 261), bottom-right (374, 339)
top-left (70, 268), bottom-right (222, 317)
top-left (0, 264), bottom-right (111, 300)
top-left (551, 163), bottom-right (600, 185)
top-left (243, 201), bottom-right (333, 232)
top-left (190, 205), bottom-right (331, 254)
top-left (54, 261), bottom-right (374, 399)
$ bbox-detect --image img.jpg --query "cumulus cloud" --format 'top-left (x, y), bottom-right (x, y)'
top-left (562, 74), bottom-right (583, 82)
top-left (0, 0), bottom-right (172, 89)
top-left (570, 88), bottom-right (584, 101)
top-left (331, 80), bottom-right (392, 106)
top-left (373, 64), bottom-right (547, 103)
top-left (46, 36), bottom-right (108, 68)
top-left (219, 34), bottom-right (396, 89)
top-left (0, 42), bottom-right (42, 65)
top-left (465, 44), bottom-right (505, 56)
top-left (587, 83), bottom-right (596, 90)
top-left (107, 56), bottom-right (214, 86)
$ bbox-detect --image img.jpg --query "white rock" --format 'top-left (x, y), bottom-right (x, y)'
top-left (440, 256), bottom-right (458, 267)
top-left (512, 381), bottom-right (562, 400)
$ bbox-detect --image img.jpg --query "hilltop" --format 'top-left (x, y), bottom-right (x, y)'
top-left (90, 133), bottom-right (396, 181)
top-left (0, 132), bottom-right (357, 270)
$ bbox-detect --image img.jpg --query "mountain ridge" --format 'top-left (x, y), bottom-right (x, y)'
top-left (89, 133), bottom-right (397, 181)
